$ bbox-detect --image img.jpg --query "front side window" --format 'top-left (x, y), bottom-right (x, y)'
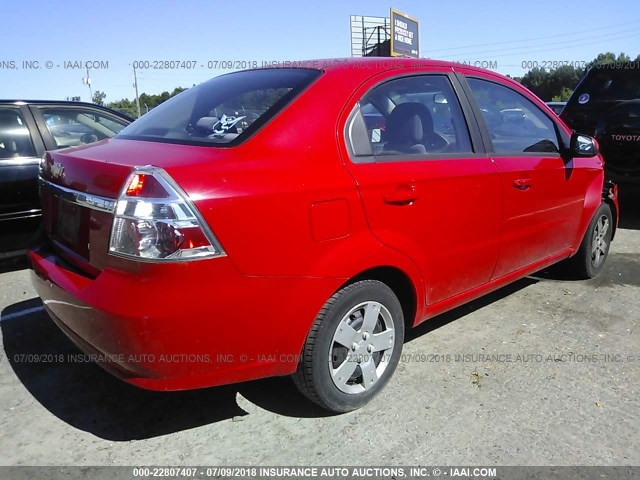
top-left (42, 108), bottom-right (129, 149)
top-left (0, 108), bottom-right (36, 158)
top-left (352, 75), bottom-right (473, 157)
top-left (118, 68), bottom-right (321, 147)
top-left (467, 78), bottom-right (560, 154)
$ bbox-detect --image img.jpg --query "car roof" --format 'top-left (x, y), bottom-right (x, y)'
top-left (0, 99), bottom-right (134, 121)
top-left (1, 99), bottom-right (106, 108)
top-left (296, 57), bottom-right (488, 74)
top-left (249, 57), bottom-right (522, 92)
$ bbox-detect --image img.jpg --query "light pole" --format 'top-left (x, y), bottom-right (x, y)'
top-left (133, 65), bottom-right (141, 118)
top-left (83, 66), bottom-right (93, 102)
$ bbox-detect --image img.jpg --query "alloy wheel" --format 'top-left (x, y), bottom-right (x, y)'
top-left (329, 301), bottom-right (396, 394)
top-left (591, 215), bottom-right (610, 268)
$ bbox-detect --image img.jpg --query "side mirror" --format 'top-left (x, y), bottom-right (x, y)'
top-left (570, 133), bottom-right (599, 157)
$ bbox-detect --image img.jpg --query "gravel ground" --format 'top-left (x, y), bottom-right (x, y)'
top-left (0, 193), bottom-right (638, 468)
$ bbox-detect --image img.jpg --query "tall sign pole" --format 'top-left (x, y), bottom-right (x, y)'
top-left (133, 65), bottom-right (141, 118)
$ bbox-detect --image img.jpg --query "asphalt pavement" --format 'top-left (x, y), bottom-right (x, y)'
top-left (0, 192), bottom-right (638, 467)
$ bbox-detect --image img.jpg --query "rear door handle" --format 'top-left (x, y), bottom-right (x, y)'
top-left (384, 184), bottom-right (418, 205)
top-left (513, 178), bottom-right (533, 190)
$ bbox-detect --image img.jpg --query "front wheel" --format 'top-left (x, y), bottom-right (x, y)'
top-left (565, 203), bottom-right (613, 279)
top-left (293, 280), bottom-right (405, 413)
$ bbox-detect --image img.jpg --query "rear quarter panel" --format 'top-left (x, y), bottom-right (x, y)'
top-left (166, 66), bottom-right (426, 301)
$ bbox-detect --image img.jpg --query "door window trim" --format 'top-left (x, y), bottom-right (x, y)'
top-left (344, 72), bottom-right (487, 164)
top-left (457, 74), bottom-right (565, 157)
top-left (29, 104), bottom-right (130, 151)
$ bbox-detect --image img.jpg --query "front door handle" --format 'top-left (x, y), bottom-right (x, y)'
top-left (513, 178), bottom-right (533, 190)
top-left (384, 184), bottom-right (418, 205)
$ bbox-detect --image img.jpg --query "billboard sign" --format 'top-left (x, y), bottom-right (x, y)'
top-left (390, 9), bottom-right (419, 58)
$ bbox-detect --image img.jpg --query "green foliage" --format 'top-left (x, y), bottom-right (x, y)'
top-left (104, 87), bottom-right (188, 118)
top-left (521, 66), bottom-right (582, 101)
top-left (92, 90), bottom-right (106, 106)
top-left (551, 87), bottom-right (574, 102)
top-left (519, 52), bottom-right (640, 101)
top-left (138, 87), bottom-right (187, 111)
top-left (585, 52), bottom-right (635, 69)
top-left (107, 98), bottom-right (139, 118)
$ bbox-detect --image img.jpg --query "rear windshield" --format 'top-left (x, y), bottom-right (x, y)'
top-left (574, 67), bottom-right (640, 103)
top-left (117, 68), bottom-right (321, 146)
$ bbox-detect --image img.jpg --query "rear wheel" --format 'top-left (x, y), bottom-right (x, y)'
top-left (293, 280), bottom-right (404, 412)
top-left (565, 203), bottom-right (613, 279)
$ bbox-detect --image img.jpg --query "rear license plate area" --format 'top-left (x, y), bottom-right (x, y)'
top-left (53, 199), bottom-right (90, 259)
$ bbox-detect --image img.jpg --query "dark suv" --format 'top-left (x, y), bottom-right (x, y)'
top-left (0, 100), bottom-right (132, 259)
top-left (562, 65), bottom-right (640, 184)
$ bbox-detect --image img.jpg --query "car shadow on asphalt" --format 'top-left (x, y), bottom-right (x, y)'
top-left (0, 298), bottom-right (335, 441)
top-left (0, 255), bottom-right (28, 274)
top-left (1, 281), bottom-right (540, 441)
top-left (533, 250), bottom-right (640, 287)
top-left (3, 190), bottom-right (638, 441)
top-left (405, 277), bottom-right (537, 342)
top-left (1, 266), bottom-right (617, 441)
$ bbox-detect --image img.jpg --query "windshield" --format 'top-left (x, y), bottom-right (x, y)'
top-left (118, 68), bottom-right (321, 146)
top-left (574, 67), bottom-right (640, 102)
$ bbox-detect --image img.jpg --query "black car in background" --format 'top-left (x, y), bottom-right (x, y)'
top-left (546, 101), bottom-right (566, 115)
top-left (0, 100), bottom-right (132, 259)
top-left (562, 65), bottom-right (640, 185)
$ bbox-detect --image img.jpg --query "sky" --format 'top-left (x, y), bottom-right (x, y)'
top-left (3, 0), bottom-right (640, 103)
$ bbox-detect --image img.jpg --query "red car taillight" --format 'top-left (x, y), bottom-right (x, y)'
top-left (109, 166), bottom-right (224, 262)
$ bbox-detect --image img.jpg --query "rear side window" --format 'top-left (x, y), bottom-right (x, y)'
top-left (350, 75), bottom-right (473, 158)
top-left (118, 69), bottom-right (321, 147)
top-left (467, 78), bottom-right (560, 154)
top-left (0, 108), bottom-right (36, 158)
top-left (41, 108), bottom-right (129, 149)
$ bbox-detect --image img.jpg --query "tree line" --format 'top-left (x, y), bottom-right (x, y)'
top-left (92, 87), bottom-right (188, 118)
top-left (93, 52), bottom-right (639, 117)
top-left (516, 52), bottom-right (640, 101)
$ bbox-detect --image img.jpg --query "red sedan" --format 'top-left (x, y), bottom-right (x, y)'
top-left (29, 58), bottom-right (618, 412)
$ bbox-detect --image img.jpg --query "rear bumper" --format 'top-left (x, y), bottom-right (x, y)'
top-left (29, 245), bottom-right (341, 391)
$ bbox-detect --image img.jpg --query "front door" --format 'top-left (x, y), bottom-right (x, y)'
top-left (464, 76), bottom-right (586, 278)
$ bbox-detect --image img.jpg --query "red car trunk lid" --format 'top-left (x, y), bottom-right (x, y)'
top-left (39, 138), bottom-right (227, 275)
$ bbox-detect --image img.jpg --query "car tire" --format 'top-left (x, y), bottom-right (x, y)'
top-left (293, 280), bottom-right (405, 413)
top-left (565, 202), bottom-right (613, 279)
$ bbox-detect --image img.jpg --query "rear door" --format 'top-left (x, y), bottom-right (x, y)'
top-left (461, 74), bottom-right (586, 278)
top-left (0, 105), bottom-right (45, 253)
top-left (342, 69), bottom-right (502, 305)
